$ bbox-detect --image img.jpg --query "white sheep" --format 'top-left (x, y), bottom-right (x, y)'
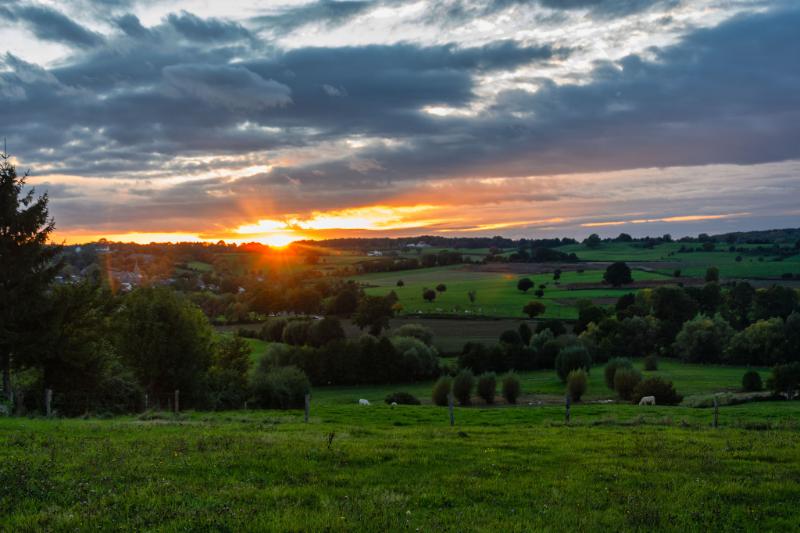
top-left (358, 399), bottom-right (370, 406)
top-left (639, 396), bottom-right (656, 406)
top-left (390, 402), bottom-right (398, 407)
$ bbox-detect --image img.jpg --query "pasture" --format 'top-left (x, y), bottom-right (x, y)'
top-left (355, 264), bottom-right (670, 319)
top-left (555, 241), bottom-right (800, 279)
top-left (2, 399), bottom-right (799, 531)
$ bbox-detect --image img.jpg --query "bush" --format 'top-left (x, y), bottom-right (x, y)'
top-left (499, 329), bottom-right (523, 346)
top-left (567, 369), bottom-right (588, 401)
top-left (501, 373), bottom-right (521, 404)
top-left (632, 377), bottom-right (682, 405)
top-left (453, 370), bottom-right (474, 406)
top-left (643, 355), bottom-right (658, 371)
top-left (308, 316), bottom-right (345, 347)
top-left (250, 366), bottom-right (310, 409)
top-left (767, 363), bottom-right (800, 397)
top-left (432, 376), bottom-right (452, 406)
top-left (262, 318), bottom-right (288, 342)
top-left (613, 368), bottom-right (643, 401)
top-left (282, 320), bottom-right (312, 346)
top-left (604, 358), bottom-right (633, 390)
top-left (477, 372), bottom-right (497, 404)
top-left (555, 345), bottom-right (592, 382)
top-left (393, 323), bottom-right (434, 346)
top-left (741, 370), bottom-right (763, 392)
top-left (385, 392), bottom-right (421, 405)
top-left (518, 323), bottom-right (533, 346)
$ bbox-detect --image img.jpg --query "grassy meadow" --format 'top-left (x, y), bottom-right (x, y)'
top-left (355, 264), bottom-right (670, 319)
top-left (555, 241), bottom-right (800, 279)
top-left (2, 399), bottom-right (799, 531)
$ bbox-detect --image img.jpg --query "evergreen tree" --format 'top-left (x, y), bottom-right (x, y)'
top-left (0, 152), bottom-right (60, 400)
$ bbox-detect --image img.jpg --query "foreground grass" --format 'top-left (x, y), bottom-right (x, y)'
top-left (2, 402), bottom-right (800, 531)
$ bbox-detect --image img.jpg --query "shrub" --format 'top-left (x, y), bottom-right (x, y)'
top-left (432, 376), bottom-right (452, 406)
top-left (555, 345), bottom-right (592, 382)
top-left (538, 319), bottom-right (566, 337)
top-left (262, 318), bottom-right (288, 342)
top-left (499, 329), bottom-right (523, 346)
top-left (385, 392), bottom-right (421, 405)
top-left (394, 323), bottom-right (435, 346)
top-left (436, 283), bottom-right (447, 292)
top-left (250, 366), bottom-right (310, 409)
top-left (477, 372), bottom-right (497, 404)
top-left (613, 368), bottom-right (643, 401)
top-left (767, 363), bottom-right (800, 397)
top-left (501, 373), bottom-right (521, 404)
top-left (741, 370), bottom-right (763, 392)
top-left (518, 323), bottom-right (533, 346)
top-left (453, 370), bottom-right (475, 406)
top-left (632, 377), bottom-right (682, 405)
top-left (567, 369), bottom-right (588, 401)
top-left (309, 316), bottom-right (345, 347)
top-left (282, 320), bottom-right (312, 346)
top-left (643, 355), bottom-right (658, 371)
top-left (604, 357), bottom-right (633, 389)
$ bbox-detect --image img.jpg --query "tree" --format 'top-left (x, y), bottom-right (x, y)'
top-left (0, 152), bottom-right (60, 400)
top-left (584, 233), bottom-right (602, 248)
top-left (603, 261), bottom-right (632, 287)
top-left (673, 313), bottom-right (734, 364)
top-left (517, 278), bottom-right (534, 292)
top-left (523, 300), bottom-right (546, 318)
top-left (422, 288), bottom-right (436, 302)
top-left (518, 322), bottom-right (533, 346)
top-left (208, 335), bottom-right (251, 409)
top-left (553, 269), bottom-right (562, 281)
top-left (705, 266), bottom-right (720, 283)
top-left (353, 295), bottom-right (395, 335)
top-left (467, 290), bottom-right (477, 304)
top-left (309, 316), bottom-right (345, 347)
top-left (753, 286), bottom-right (798, 320)
top-left (435, 283), bottom-right (447, 292)
top-left (725, 318), bottom-right (787, 366)
top-left (114, 287), bottom-right (214, 406)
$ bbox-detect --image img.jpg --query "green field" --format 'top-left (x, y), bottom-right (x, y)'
top-left (556, 242), bottom-right (800, 279)
top-left (2, 398), bottom-right (799, 530)
top-left (309, 358), bottom-right (769, 405)
top-left (355, 265), bottom-right (669, 319)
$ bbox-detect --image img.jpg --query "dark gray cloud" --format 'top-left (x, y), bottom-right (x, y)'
top-left (166, 10), bottom-right (252, 42)
top-left (113, 13), bottom-right (150, 38)
top-left (11, 5), bottom-right (104, 48)
top-left (162, 63), bottom-right (292, 111)
top-left (252, 0), bottom-right (375, 34)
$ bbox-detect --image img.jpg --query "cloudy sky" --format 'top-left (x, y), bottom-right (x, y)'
top-left (2, 0), bottom-right (799, 245)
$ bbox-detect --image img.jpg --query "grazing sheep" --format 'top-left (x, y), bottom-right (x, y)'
top-left (358, 399), bottom-right (370, 406)
top-left (390, 402), bottom-right (398, 407)
top-left (639, 396), bottom-right (656, 406)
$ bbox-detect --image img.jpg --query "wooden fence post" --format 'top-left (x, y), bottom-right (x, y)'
top-left (174, 390), bottom-right (180, 413)
top-left (448, 392), bottom-right (455, 427)
top-left (565, 394), bottom-right (571, 424)
top-left (45, 388), bottom-right (52, 417)
top-left (304, 393), bottom-right (310, 423)
top-left (713, 395), bottom-right (719, 428)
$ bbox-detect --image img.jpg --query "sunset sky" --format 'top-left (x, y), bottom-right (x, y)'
top-left (2, 0), bottom-right (799, 245)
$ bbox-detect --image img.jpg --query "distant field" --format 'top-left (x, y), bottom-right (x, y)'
top-left (354, 264), bottom-right (670, 319)
top-left (556, 241), bottom-right (800, 279)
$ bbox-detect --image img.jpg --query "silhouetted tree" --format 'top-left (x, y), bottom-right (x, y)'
top-left (0, 152), bottom-right (60, 400)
